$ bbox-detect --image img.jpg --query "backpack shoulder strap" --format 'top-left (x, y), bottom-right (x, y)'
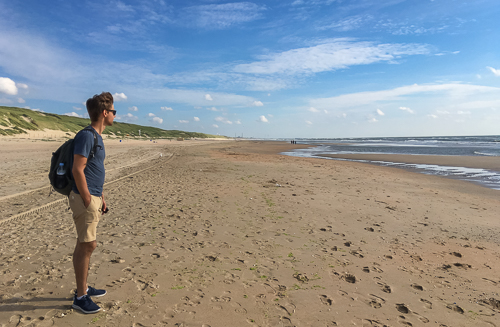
top-left (82, 125), bottom-right (100, 159)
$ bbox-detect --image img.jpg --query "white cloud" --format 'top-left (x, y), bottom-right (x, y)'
top-left (399, 106), bottom-right (414, 114)
top-left (148, 113), bottom-right (156, 117)
top-left (161, 106), bottom-right (173, 111)
top-left (212, 124), bottom-right (219, 128)
top-left (233, 39), bottom-right (430, 75)
top-left (457, 111), bottom-right (471, 115)
top-left (64, 112), bottom-right (83, 118)
top-left (319, 15), bottom-right (371, 32)
top-left (207, 107), bottom-right (221, 111)
top-left (179, 120), bottom-right (189, 123)
top-left (258, 115), bottom-right (269, 123)
top-left (376, 109), bottom-right (385, 116)
top-left (152, 117), bottom-right (163, 124)
top-left (310, 83), bottom-right (500, 110)
top-left (306, 120), bottom-right (313, 125)
top-left (129, 106), bottom-right (138, 111)
top-left (18, 98), bottom-right (25, 103)
top-left (436, 110), bottom-right (450, 115)
top-left (252, 100), bottom-right (264, 106)
top-left (193, 117), bottom-right (200, 122)
top-left (235, 120), bottom-right (242, 124)
top-left (308, 107), bottom-right (320, 113)
top-left (369, 117), bottom-right (378, 123)
top-left (113, 92), bottom-right (128, 101)
top-left (181, 3), bottom-right (265, 30)
top-left (487, 66), bottom-right (500, 77)
top-left (0, 77), bottom-right (18, 95)
top-left (16, 83), bottom-right (28, 90)
top-left (267, 114), bottom-right (273, 118)
top-left (116, 112), bottom-right (138, 122)
top-left (73, 106), bottom-right (82, 110)
top-left (205, 94), bottom-right (213, 101)
top-left (428, 114), bottom-right (438, 119)
top-left (215, 116), bottom-right (232, 124)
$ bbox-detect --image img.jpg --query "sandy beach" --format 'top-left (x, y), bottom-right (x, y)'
top-left (1, 139), bottom-right (500, 327)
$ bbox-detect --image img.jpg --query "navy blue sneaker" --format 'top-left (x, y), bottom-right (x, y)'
top-left (72, 295), bottom-right (101, 314)
top-left (87, 286), bottom-right (107, 298)
top-left (75, 286), bottom-right (107, 298)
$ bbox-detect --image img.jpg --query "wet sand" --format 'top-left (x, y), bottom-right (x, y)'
top-left (1, 140), bottom-right (500, 327)
top-left (316, 153), bottom-right (500, 171)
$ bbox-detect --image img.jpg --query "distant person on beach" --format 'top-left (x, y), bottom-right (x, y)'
top-left (69, 92), bottom-right (115, 314)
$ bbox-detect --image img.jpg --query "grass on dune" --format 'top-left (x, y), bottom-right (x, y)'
top-left (0, 106), bottom-right (224, 139)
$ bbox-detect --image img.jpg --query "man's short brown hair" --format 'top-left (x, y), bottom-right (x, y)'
top-left (86, 92), bottom-right (114, 122)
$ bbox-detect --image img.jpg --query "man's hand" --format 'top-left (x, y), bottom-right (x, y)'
top-left (83, 195), bottom-right (92, 209)
top-left (73, 154), bottom-right (92, 208)
top-left (102, 194), bottom-right (107, 214)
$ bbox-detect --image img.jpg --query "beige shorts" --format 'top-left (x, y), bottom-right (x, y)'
top-left (69, 190), bottom-right (102, 243)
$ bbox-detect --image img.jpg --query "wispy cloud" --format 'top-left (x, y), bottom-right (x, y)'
top-left (193, 117), bottom-right (200, 122)
top-left (487, 66), bottom-right (500, 77)
top-left (116, 112), bottom-right (138, 123)
top-left (310, 83), bottom-right (500, 110)
top-left (215, 116), bottom-right (232, 124)
top-left (161, 106), bottom-right (173, 111)
top-left (233, 39), bottom-right (430, 75)
top-left (180, 3), bottom-right (266, 30)
top-left (318, 15), bottom-right (372, 31)
top-left (179, 120), bottom-right (189, 123)
top-left (129, 106), bottom-right (138, 111)
top-left (399, 106), bottom-right (414, 114)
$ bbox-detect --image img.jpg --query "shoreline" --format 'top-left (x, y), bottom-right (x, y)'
top-left (315, 152), bottom-right (500, 171)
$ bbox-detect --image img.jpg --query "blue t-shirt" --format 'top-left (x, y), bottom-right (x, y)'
top-left (72, 127), bottom-right (105, 196)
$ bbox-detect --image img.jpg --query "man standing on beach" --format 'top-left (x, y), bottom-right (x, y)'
top-left (69, 92), bottom-right (115, 314)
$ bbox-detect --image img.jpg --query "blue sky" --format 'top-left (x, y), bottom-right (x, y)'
top-left (0, 0), bottom-right (499, 138)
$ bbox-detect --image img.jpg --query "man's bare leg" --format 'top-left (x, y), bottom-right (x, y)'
top-left (73, 239), bottom-right (97, 296)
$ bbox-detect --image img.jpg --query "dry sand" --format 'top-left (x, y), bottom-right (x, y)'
top-left (1, 140), bottom-right (500, 327)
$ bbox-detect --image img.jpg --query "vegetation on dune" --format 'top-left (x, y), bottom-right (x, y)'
top-left (0, 106), bottom-right (224, 139)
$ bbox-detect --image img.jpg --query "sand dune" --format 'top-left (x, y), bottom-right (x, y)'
top-left (1, 140), bottom-right (500, 327)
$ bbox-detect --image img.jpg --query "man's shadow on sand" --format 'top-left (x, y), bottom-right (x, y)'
top-left (0, 296), bottom-right (71, 312)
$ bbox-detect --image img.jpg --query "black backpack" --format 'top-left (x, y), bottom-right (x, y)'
top-left (49, 126), bottom-right (99, 196)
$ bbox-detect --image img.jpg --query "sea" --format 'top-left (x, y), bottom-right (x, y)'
top-left (280, 135), bottom-right (500, 190)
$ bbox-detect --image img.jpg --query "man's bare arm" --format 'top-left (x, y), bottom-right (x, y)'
top-left (72, 154), bottom-right (92, 208)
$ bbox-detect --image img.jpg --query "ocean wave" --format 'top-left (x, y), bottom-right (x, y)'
top-left (474, 151), bottom-right (499, 157)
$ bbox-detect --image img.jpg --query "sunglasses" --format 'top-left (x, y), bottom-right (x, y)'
top-left (105, 109), bottom-right (117, 115)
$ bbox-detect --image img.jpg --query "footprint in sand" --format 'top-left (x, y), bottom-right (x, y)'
top-left (342, 274), bottom-right (356, 283)
top-left (446, 304), bottom-right (464, 314)
top-left (319, 295), bottom-right (334, 305)
top-left (397, 318), bottom-right (413, 326)
top-left (411, 283), bottom-right (424, 291)
top-left (420, 298), bottom-right (433, 309)
top-left (396, 303), bottom-right (411, 314)
top-left (367, 294), bottom-right (386, 309)
top-left (376, 281), bottom-right (392, 293)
